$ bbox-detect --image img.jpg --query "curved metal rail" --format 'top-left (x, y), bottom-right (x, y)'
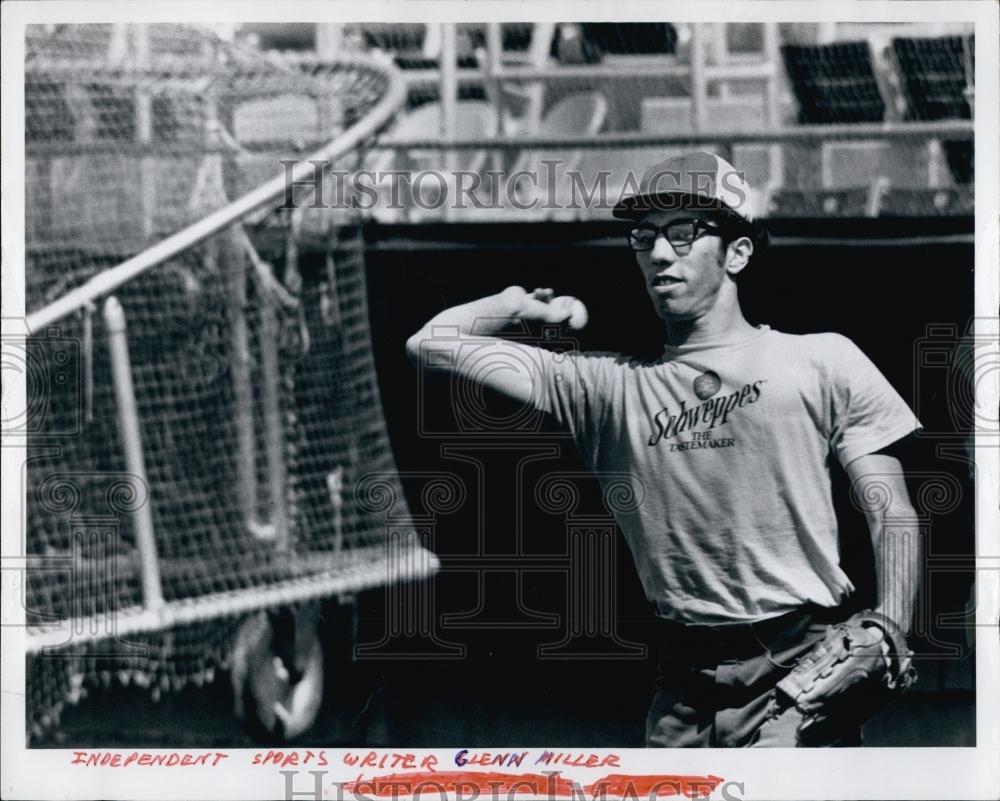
top-left (27, 54), bottom-right (408, 332)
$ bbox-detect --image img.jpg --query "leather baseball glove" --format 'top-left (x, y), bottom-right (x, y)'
top-left (774, 610), bottom-right (916, 743)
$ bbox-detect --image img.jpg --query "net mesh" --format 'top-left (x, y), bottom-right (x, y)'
top-left (23, 24), bottom-right (415, 740)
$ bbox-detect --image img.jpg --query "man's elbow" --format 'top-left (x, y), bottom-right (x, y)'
top-left (405, 330), bottom-right (425, 368)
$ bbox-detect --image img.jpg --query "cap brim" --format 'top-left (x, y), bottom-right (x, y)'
top-left (612, 190), bottom-right (731, 220)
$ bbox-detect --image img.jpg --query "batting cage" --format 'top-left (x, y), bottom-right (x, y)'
top-left (19, 21), bottom-right (978, 748)
top-left (22, 23), bottom-right (434, 744)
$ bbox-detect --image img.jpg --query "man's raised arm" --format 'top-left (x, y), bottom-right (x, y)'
top-left (405, 286), bottom-right (588, 407)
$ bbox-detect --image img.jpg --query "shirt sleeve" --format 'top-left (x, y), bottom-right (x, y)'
top-left (539, 350), bottom-right (619, 470)
top-left (826, 335), bottom-right (922, 468)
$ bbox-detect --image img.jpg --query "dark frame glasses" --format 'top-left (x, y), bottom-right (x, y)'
top-left (626, 218), bottom-right (723, 253)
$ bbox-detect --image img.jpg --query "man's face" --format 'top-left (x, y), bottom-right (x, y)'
top-left (632, 208), bottom-right (730, 323)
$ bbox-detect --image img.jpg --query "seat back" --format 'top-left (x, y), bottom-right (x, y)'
top-left (877, 186), bottom-right (974, 217)
top-left (781, 41), bottom-right (886, 123)
top-left (767, 186), bottom-right (874, 218)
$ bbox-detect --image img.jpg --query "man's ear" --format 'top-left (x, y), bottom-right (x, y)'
top-left (725, 236), bottom-right (754, 277)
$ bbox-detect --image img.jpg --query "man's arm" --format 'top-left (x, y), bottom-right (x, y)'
top-left (405, 286), bottom-right (588, 406)
top-left (845, 452), bottom-right (922, 634)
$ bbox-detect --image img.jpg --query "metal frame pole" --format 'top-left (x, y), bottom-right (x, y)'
top-left (485, 23), bottom-right (503, 135)
top-left (103, 296), bottom-right (164, 611)
top-left (690, 24), bottom-right (707, 134)
top-left (133, 25), bottom-right (156, 241)
top-left (762, 22), bottom-right (786, 191)
top-left (485, 23), bottom-right (504, 174)
top-left (259, 295), bottom-right (288, 550)
top-left (221, 227), bottom-right (258, 528)
top-left (440, 23), bottom-right (458, 222)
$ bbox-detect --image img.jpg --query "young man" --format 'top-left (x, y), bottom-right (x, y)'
top-left (406, 152), bottom-right (921, 747)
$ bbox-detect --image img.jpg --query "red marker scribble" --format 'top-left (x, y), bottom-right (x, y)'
top-left (344, 772), bottom-right (725, 798)
top-left (345, 772), bottom-right (575, 796)
top-left (585, 774), bottom-right (725, 798)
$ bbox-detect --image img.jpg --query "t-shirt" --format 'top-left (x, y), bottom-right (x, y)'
top-left (541, 325), bottom-right (920, 624)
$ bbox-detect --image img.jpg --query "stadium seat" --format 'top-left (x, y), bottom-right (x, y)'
top-left (583, 23), bottom-right (678, 56)
top-left (532, 91), bottom-right (609, 140)
top-left (641, 96), bottom-right (770, 133)
top-left (731, 144), bottom-right (784, 218)
top-left (25, 78), bottom-right (76, 143)
top-left (570, 147), bottom-right (681, 221)
top-left (892, 36), bottom-right (973, 120)
top-left (876, 185), bottom-right (974, 217)
top-left (382, 100), bottom-right (497, 171)
top-left (819, 139), bottom-right (938, 189)
top-left (505, 91), bottom-right (609, 218)
top-left (371, 100), bottom-right (498, 221)
top-left (548, 142), bottom-right (780, 223)
top-left (766, 186), bottom-right (874, 218)
top-left (781, 41), bottom-right (886, 123)
top-left (889, 35), bottom-right (975, 190)
top-left (351, 22), bottom-right (483, 107)
top-left (944, 140), bottom-right (973, 186)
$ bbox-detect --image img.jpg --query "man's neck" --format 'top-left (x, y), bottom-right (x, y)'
top-left (664, 306), bottom-right (757, 348)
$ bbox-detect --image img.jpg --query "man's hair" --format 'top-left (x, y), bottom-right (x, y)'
top-left (710, 207), bottom-right (770, 272)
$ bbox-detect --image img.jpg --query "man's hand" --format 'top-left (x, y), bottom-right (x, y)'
top-left (406, 286), bottom-right (587, 407)
top-left (502, 286), bottom-right (589, 330)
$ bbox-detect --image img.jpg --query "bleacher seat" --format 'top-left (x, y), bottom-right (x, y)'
top-left (569, 145), bottom-right (783, 222)
top-left (578, 23), bottom-right (677, 57)
top-left (892, 36), bottom-right (973, 120)
top-left (570, 147), bottom-right (691, 221)
top-left (370, 101), bottom-right (498, 221)
top-left (944, 141), bottom-right (973, 185)
top-left (781, 42), bottom-right (886, 123)
top-left (381, 101), bottom-right (497, 171)
top-left (506, 92), bottom-right (609, 217)
top-left (731, 144), bottom-right (783, 218)
top-left (820, 140), bottom-right (936, 189)
top-left (360, 23), bottom-right (426, 54)
top-left (25, 78), bottom-right (75, 143)
top-left (640, 97), bottom-right (770, 133)
top-left (638, 98), bottom-right (778, 216)
top-left (767, 187), bottom-right (873, 218)
top-left (876, 186), bottom-right (974, 217)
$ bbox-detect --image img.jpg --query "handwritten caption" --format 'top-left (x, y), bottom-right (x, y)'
top-left (67, 750), bottom-right (622, 771)
top-left (69, 750), bottom-right (735, 799)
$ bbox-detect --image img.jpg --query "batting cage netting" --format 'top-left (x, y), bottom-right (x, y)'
top-left (22, 23), bottom-right (433, 740)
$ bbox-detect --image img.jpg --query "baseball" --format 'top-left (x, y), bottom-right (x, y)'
top-left (567, 298), bottom-right (589, 330)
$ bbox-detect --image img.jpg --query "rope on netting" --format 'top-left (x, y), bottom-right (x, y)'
top-left (236, 226), bottom-right (299, 311)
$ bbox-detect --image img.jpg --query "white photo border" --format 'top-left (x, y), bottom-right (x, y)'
top-left (2, 2), bottom-right (997, 800)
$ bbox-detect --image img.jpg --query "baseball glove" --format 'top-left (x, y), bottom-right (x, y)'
top-left (773, 610), bottom-right (916, 743)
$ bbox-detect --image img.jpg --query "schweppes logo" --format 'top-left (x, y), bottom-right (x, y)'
top-left (647, 376), bottom-right (764, 446)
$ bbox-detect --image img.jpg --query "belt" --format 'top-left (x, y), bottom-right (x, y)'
top-left (654, 603), bottom-right (848, 663)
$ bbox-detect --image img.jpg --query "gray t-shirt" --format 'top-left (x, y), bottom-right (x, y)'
top-left (541, 326), bottom-right (920, 624)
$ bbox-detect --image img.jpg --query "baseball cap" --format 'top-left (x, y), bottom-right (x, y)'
top-left (612, 151), bottom-right (755, 223)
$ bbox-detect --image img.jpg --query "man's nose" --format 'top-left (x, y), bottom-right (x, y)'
top-left (650, 235), bottom-right (677, 263)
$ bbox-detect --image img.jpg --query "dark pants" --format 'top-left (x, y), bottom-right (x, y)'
top-left (646, 606), bottom-right (863, 748)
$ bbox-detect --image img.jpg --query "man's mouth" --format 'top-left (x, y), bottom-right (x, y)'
top-left (651, 275), bottom-right (683, 288)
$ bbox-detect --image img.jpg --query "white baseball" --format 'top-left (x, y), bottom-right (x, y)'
top-left (567, 299), bottom-right (589, 330)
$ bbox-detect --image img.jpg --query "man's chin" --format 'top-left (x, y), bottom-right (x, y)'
top-left (653, 303), bottom-right (695, 323)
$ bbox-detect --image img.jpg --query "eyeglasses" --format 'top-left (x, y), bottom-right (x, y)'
top-left (627, 219), bottom-right (723, 254)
